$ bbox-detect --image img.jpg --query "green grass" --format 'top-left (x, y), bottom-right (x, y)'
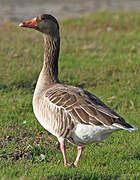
top-left (0, 11), bottom-right (140, 179)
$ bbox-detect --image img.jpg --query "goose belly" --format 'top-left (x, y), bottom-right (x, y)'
top-left (70, 124), bottom-right (115, 146)
top-left (32, 97), bottom-right (62, 137)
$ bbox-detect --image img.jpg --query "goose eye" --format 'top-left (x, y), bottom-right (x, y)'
top-left (41, 16), bottom-right (46, 20)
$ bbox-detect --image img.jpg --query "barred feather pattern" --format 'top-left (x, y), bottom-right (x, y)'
top-left (33, 83), bottom-right (135, 145)
top-left (33, 93), bottom-right (75, 140)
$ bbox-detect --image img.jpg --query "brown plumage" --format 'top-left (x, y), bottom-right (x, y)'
top-left (19, 14), bottom-right (136, 167)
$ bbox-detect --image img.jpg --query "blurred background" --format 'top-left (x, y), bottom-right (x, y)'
top-left (0, 0), bottom-right (140, 23)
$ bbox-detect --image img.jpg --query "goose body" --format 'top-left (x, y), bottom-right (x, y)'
top-left (33, 83), bottom-right (135, 146)
top-left (19, 14), bottom-right (136, 166)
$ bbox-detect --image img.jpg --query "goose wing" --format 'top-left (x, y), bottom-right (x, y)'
top-left (45, 85), bottom-right (130, 128)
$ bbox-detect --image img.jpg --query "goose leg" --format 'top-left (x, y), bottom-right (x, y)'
top-left (60, 141), bottom-right (67, 166)
top-left (74, 146), bottom-right (83, 167)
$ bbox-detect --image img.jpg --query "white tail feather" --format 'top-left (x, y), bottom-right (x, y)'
top-left (113, 123), bottom-right (137, 132)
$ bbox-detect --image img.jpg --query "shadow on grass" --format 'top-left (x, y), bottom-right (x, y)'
top-left (132, 152), bottom-right (140, 161)
top-left (0, 124), bottom-right (57, 163)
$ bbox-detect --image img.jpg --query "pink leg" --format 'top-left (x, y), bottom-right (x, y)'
top-left (60, 141), bottom-right (67, 166)
top-left (74, 146), bottom-right (83, 167)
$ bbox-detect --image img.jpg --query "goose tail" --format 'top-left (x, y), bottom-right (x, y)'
top-left (113, 122), bottom-right (137, 132)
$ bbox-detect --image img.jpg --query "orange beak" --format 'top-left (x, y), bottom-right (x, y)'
top-left (19, 17), bottom-right (38, 28)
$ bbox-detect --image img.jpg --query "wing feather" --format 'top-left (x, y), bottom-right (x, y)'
top-left (74, 107), bottom-right (89, 124)
top-left (45, 86), bottom-right (125, 127)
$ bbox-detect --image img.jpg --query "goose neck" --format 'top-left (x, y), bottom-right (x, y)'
top-left (42, 34), bottom-right (60, 84)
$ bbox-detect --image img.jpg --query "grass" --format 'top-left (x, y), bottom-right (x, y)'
top-left (0, 11), bottom-right (140, 179)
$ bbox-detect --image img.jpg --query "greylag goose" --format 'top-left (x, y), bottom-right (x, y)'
top-left (19, 14), bottom-right (136, 167)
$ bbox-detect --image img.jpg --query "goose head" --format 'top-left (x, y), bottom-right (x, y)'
top-left (19, 14), bottom-right (59, 37)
